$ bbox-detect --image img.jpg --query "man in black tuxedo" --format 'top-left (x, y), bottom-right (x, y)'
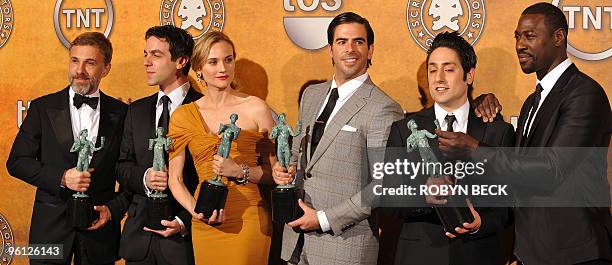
top-left (7, 32), bottom-right (128, 264)
top-left (116, 25), bottom-right (201, 265)
top-left (385, 32), bottom-right (515, 265)
top-left (438, 3), bottom-right (612, 265)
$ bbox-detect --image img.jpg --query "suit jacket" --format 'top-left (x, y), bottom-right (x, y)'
top-left (483, 64), bottom-right (612, 265)
top-left (117, 87), bottom-right (201, 263)
top-left (6, 86), bottom-right (129, 264)
top-left (280, 78), bottom-right (404, 265)
top-left (385, 106), bottom-right (515, 265)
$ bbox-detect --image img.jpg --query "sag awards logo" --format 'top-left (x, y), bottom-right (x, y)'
top-left (53, 0), bottom-right (114, 49)
top-left (283, 0), bottom-right (342, 50)
top-left (552, 0), bottom-right (612, 61)
top-left (160, 0), bottom-right (225, 39)
top-left (0, 0), bottom-right (14, 49)
top-left (0, 213), bottom-right (14, 265)
top-left (407, 0), bottom-right (486, 50)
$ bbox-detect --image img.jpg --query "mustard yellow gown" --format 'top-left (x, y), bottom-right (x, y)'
top-left (168, 102), bottom-right (272, 265)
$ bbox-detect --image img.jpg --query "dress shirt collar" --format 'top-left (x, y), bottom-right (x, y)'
top-left (537, 58), bottom-right (572, 93)
top-left (330, 72), bottom-right (369, 103)
top-left (434, 99), bottom-right (470, 131)
top-left (157, 81), bottom-right (189, 107)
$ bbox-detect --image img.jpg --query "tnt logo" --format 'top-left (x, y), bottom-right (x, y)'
top-left (0, 0), bottom-right (14, 49)
top-left (552, 0), bottom-right (612, 61)
top-left (283, 0), bottom-right (342, 50)
top-left (406, 0), bottom-right (486, 51)
top-left (160, 0), bottom-right (225, 40)
top-left (53, 0), bottom-right (114, 49)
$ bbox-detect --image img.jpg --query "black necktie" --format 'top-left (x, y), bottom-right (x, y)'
top-left (310, 87), bottom-right (339, 157)
top-left (524, 83), bottom-right (543, 137)
top-left (73, 94), bottom-right (99, 109)
top-left (445, 114), bottom-right (457, 132)
top-left (158, 95), bottom-right (171, 135)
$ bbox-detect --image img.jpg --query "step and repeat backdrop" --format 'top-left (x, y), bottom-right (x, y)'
top-left (0, 0), bottom-right (610, 264)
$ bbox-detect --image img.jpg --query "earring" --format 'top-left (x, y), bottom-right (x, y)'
top-left (196, 73), bottom-right (202, 83)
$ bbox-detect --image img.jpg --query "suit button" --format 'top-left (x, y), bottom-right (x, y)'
top-left (306, 173), bottom-right (312, 178)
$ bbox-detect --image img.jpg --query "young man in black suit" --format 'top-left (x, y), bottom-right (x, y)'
top-left (385, 32), bottom-right (515, 265)
top-left (439, 3), bottom-right (612, 265)
top-left (7, 32), bottom-right (128, 265)
top-left (116, 25), bottom-right (202, 265)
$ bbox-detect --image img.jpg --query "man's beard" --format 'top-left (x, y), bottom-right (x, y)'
top-left (69, 74), bottom-right (99, 95)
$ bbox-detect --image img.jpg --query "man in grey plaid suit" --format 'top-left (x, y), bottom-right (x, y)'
top-left (273, 12), bottom-right (404, 265)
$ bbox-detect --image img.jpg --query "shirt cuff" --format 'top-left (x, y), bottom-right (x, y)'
top-left (317, 210), bottom-right (331, 232)
top-left (143, 168), bottom-right (152, 196)
top-left (175, 216), bottom-right (187, 237)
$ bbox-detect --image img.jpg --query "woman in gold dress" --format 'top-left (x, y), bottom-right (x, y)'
top-left (167, 31), bottom-right (276, 265)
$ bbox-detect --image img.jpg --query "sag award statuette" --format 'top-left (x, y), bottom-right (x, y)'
top-left (269, 113), bottom-right (302, 223)
top-left (194, 114), bottom-right (241, 219)
top-left (406, 119), bottom-right (474, 235)
top-left (146, 127), bottom-right (173, 230)
top-left (68, 129), bottom-right (105, 229)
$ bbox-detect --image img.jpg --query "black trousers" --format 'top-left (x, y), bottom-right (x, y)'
top-left (125, 235), bottom-right (174, 265)
top-left (30, 233), bottom-right (114, 265)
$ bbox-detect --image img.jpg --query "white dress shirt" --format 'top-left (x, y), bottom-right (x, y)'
top-left (434, 100), bottom-right (470, 134)
top-left (69, 87), bottom-right (100, 143)
top-left (143, 82), bottom-right (190, 234)
top-left (144, 82), bottom-right (190, 195)
top-left (523, 58), bottom-right (572, 136)
top-left (315, 72), bottom-right (369, 232)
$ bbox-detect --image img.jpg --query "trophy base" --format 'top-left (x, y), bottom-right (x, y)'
top-left (68, 196), bottom-right (94, 229)
top-left (434, 197), bottom-right (474, 236)
top-left (194, 181), bottom-right (228, 219)
top-left (271, 187), bottom-right (303, 223)
top-left (146, 196), bottom-right (172, 230)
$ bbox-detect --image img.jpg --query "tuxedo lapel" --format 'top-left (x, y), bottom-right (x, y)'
top-left (467, 106), bottom-right (485, 142)
top-left (413, 107), bottom-right (436, 132)
top-left (524, 64), bottom-right (577, 147)
top-left (89, 92), bottom-right (122, 169)
top-left (47, 87), bottom-right (76, 163)
top-left (183, 84), bottom-right (203, 105)
top-left (516, 94), bottom-right (534, 148)
top-left (146, 94), bottom-right (157, 139)
top-left (414, 107), bottom-right (443, 159)
top-left (306, 81), bottom-right (370, 171)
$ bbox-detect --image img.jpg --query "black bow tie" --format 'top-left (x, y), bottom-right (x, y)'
top-left (73, 94), bottom-right (99, 109)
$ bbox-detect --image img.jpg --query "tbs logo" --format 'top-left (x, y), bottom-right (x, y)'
top-left (283, 0), bottom-right (342, 50)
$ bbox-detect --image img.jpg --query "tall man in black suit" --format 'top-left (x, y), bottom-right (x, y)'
top-left (7, 32), bottom-right (128, 265)
top-left (116, 25), bottom-right (201, 265)
top-left (385, 32), bottom-right (514, 265)
top-left (438, 3), bottom-right (612, 265)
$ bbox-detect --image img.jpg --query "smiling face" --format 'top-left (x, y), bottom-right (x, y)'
top-left (68, 45), bottom-right (110, 95)
top-left (427, 47), bottom-right (473, 111)
top-left (514, 14), bottom-right (558, 77)
top-left (197, 40), bottom-right (235, 90)
top-left (328, 22), bottom-right (373, 86)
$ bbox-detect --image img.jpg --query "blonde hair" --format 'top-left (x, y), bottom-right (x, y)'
top-left (191, 31), bottom-right (238, 89)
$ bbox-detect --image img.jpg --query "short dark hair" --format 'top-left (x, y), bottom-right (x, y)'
top-left (145, 25), bottom-right (195, 75)
top-left (426, 31), bottom-right (477, 84)
top-left (327, 12), bottom-right (374, 67)
top-left (522, 2), bottom-right (568, 39)
top-left (71, 32), bottom-right (113, 65)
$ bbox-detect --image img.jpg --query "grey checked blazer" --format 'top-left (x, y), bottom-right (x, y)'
top-left (281, 78), bottom-right (403, 265)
